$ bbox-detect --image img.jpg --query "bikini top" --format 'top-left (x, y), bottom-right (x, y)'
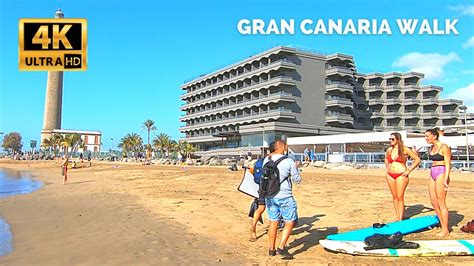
top-left (429, 144), bottom-right (445, 161)
top-left (386, 149), bottom-right (405, 163)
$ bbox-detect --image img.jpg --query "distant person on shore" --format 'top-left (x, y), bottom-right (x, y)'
top-left (62, 156), bottom-right (69, 185)
top-left (249, 142), bottom-right (276, 242)
top-left (425, 128), bottom-right (452, 237)
top-left (385, 132), bottom-right (421, 220)
top-left (264, 140), bottom-right (301, 260)
top-left (87, 153), bottom-right (92, 167)
top-left (303, 147), bottom-right (309, 162)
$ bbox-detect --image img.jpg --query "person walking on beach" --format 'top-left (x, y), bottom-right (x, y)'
top-left (263, 140), bottom-right (301, 259)
top-left (61, 156), bottom-right (69, 185)
top-left (249, 142), bottom-right (276, 242)
top-left (303, 147), bottom-right (309, 162)
top-left (425, 128), bottom-right (452, 237)
top-left (385, 132), bottom-right (421, 220)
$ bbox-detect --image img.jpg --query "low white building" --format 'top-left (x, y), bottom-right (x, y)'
top-left (49, 129), bottom-right (102, 154)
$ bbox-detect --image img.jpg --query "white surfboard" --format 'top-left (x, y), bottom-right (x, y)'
top-left (237, 169), bottom-right (259, 198)
top-left (320, 239), bottom-right (474, 257)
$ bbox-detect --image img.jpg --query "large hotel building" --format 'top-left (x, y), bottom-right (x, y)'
top-left (180, 46), bottom-right (471, 154)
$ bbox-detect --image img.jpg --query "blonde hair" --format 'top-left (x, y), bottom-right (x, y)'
top-left (391, 132), bottom-right (406, 162)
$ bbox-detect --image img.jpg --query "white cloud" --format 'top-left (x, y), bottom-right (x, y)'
top-left (445, 83), bottom-right (474, 112)
top-left (462, 70), bottom-right (474, 74)
top-left (392, 52), bottom-right (461, 80)
top-left (463, 36), bottom-right (474, 48)
top-left (448, 5), bottom-right (474, 15)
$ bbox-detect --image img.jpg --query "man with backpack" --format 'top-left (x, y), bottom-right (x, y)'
top-left (261, 140), bottom-right (301, 259)
top-left (249, 142), bottom-right (276, 242)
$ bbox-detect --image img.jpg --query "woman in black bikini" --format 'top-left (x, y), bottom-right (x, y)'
top-left (385, 132), bottom-right (421, 220)
top-left (425, 128), bottom-right (451, 237)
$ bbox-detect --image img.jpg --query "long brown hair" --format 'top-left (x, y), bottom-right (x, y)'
top-left (390, 132), bottom-right (406, 162)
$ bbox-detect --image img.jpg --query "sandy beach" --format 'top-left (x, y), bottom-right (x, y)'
top-left (0, 159), bottom-right (473, 265)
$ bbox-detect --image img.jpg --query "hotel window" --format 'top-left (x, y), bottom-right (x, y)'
top-left (94, 136), bottom-right (99, 144)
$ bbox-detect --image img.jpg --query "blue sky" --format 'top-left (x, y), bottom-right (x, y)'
top-left (1, 0), bottom-right (473, 150)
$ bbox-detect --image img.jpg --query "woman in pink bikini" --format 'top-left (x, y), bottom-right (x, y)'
top-left (425, 128), bottom-right (451, 236)
top-left (385, 132), bottom-right (421, 221)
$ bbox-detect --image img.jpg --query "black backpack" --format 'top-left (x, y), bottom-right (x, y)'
top-left (260, 156), bottom-right (289, 198)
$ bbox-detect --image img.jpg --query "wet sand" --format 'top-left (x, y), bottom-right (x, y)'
top-left (0, 159), bottom-right (473, 265)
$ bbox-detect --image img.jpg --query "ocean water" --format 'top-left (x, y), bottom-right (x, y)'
top-left (0, 169), bottom-right (43, 256)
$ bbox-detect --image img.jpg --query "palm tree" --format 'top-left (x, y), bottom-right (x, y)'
top-left (52, 134), bottom-right (64, 158)
top-left (142, 119), bottom-right (156, 147)
top-left (177, 140), bottom-right (196, 159)
top-left (61, 134), bottom-right (83, 157)
top-left (118, 133), bottom-right (143, 158)
top-left (183, 143), bottom-right (196, 159)
top-left (41, 137), bottom-right (53, 155)
top-left (152, 133), bottom-right (172, 158)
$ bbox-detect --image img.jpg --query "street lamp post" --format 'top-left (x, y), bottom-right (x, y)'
top-left (110, 137), bottom-right (114, 156)
top-left (459, 106), bottom-right (469, 170)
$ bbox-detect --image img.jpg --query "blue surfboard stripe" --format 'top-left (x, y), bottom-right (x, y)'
top-left (327, 215), bottom-right (439, 241)
top-left (387, 248), bottom-right (398, 256)
top-left (458, 240), bottom-right (474, 254)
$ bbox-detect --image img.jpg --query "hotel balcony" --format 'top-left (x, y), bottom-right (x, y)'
top-left (326, 53), bottom-right (354, 62)
top-left (439, 111), bottom-right (458, 118)
top-left (326, 82), bottom-right (353, 93)
top-left (439, 99), bottom-right (463, 105)
top-left (420, 98), bottom-right (438, 105)
top-left (384, 97), bottom-right (402, 105)
top-left (384, 112), bottom-right (401, 119)
top-left (365, 85), bottom-right (382, 93)
top-left (420, 112), bottom-right (438, 118)
top-left (368, 98), bottom-right (384, 105)
top-left (420, 85), bottom-right (443, 92)
top-left (402, 111), bottom-right (420, 119)
top-left (402, 97), bottom-right (419, 105)
top-left (326, 66), bottom-right (354, 77)
top-left (325, 113), bottom-right (353, 123)
top-left (371, 111), bottom-right (384, 118)
top-left (180, 92), bottom-right (295, 121)
top-left (180, 76), bottom-right (296, 110)
top-left (180, 108), bottom-right (295, 131)
top-left (325, 97), bottom-right (353, 108)
top-left (181, 59), bottom-right (296, 100)
top-left (402, 84), bottom-right (419, 92)
top-left (383, 85), bottom-right (402, 92)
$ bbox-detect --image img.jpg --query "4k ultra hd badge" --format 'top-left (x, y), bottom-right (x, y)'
top-left (19, 18), bottom-right (87, 71)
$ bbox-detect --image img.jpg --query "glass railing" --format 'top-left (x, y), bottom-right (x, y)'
top-left (182, 108), bottom-right (294, 128)
top-left (181, 92), bottom-right (294, 119)
top-left (182, 59), bottom-right (294, 91)
top-left (181, 76), bottom-right (294, 108)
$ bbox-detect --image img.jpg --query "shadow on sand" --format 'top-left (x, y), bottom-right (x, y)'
top-left (404, 204), bottom-right (435, 219)
top-left (404, 204), bottom-right (465, 232)
top-left (448, 210), bottom-right (464, 230)
top-left (287, 214), bottom-right (338, 256)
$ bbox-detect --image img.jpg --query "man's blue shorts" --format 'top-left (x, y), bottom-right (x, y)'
top-left (265, 196), bottom-right (298, 222)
